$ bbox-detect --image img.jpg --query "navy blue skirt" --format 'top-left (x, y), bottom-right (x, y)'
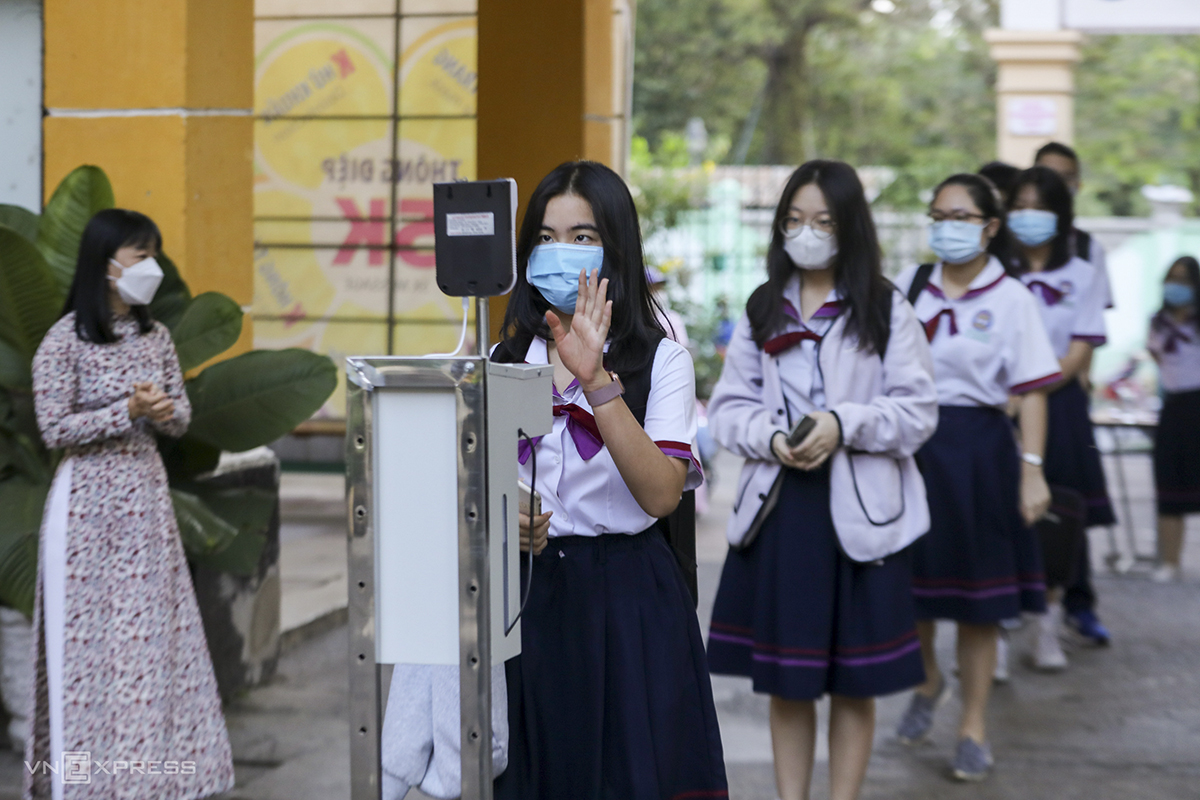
top-left (494, 530), bottom-right (728, 800)
top-left (1045, 380), bottom-right (1116, 527)
top-left (911, 406), bottom-right (1047, 623)
top-left (707, 466), bottom-right (924, 701)
top-left (1154, 389), bottom-right (1200, 515)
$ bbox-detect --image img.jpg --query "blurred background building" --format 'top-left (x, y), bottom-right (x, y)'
top-left (2, 0), bottom-right (1199, 417)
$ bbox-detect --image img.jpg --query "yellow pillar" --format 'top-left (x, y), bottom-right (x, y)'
top-left (984, 29), bottom-right (1083, 167)
top-left (43, 0), bottom-right (255, 354)
top-left (478, 0), bottom-right (629, 340)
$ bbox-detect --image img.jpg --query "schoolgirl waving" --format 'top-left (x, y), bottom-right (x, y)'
top-left (491, 161), bottom-right (727, 800)
top-left (706, 160), bottom-right (938, 800)
top-left (894, 173), bottom-right (1057, 781)
top-left (1008, 166), bottom-right (1115, 658)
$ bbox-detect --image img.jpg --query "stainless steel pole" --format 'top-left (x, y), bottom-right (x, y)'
top-left (461, 295), bottom-right (493, 799)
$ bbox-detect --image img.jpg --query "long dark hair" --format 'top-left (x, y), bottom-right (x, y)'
top-left (1009, 166), bottom-right (1073, 272)
top-left (499, 161), bottom-right (666, 374)
top-left (63, 209), bottom-right (161, 343)
top-left (746, 160), bottom-right (890, 355)
top-left (932, 172), bottom-right (1024, 275)
top-left (1155, 255), bottom-right (1200, 325)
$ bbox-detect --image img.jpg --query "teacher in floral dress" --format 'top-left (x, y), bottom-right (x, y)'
top-left (24, 209), bottom-right (235, 800)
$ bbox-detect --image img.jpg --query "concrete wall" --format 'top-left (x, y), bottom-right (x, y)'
top-left (0, 0), bottom-right (43, 211)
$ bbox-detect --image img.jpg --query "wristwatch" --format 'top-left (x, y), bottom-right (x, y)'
top-left (584, 373), bottom-right (624, 407)
top-left (1021, 452), bottom-right (1044, 467)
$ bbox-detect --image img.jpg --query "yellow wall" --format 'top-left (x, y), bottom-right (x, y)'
top-left (43, 0), bottom-right (255, 355)
top-left (478, 0), bottom-right (626, 340)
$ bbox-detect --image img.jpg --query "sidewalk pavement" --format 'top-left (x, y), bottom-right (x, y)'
top-left (3, 451), bottom-right (1199, 798)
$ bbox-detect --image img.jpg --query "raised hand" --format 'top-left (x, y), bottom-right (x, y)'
top-left (545, 268), bottom-right (613, 392)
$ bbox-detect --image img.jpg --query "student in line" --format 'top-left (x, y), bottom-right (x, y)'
top-left (1033, 146), bottom-right (1117, 648)
top-left (1008, 166), bottom-right (1114, 667)
top-left (26, 210), bottom-right (235, 800)
top-left (1147, 256), bottom-right (1200, 583)
top-left (895, 173), bottom-right (1057, 782)
top-left (706, 160), bottom-right (938, 800)
top-left (978, 161), bottom-right (1020, 206)
top-left (491, 161), bottom-right (727, 800)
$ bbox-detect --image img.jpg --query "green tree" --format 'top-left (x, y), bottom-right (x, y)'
top-left (1074, 35), bottom-right (1200, 217)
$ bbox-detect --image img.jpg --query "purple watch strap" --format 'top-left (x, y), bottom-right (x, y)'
top-left (584, 376), bottom-right (624, 407)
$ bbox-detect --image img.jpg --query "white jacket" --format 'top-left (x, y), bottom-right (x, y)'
top-left (709, 289), bottom-right (939, 562)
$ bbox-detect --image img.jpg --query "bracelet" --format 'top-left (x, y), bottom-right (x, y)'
top-left (1021, 452), bottom-right (1044, 467)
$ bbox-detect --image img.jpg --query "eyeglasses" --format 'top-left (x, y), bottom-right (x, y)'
top-left (928, 211), bottom-right (989, 223)
top-left (779, 215), bottom-right (836, 240)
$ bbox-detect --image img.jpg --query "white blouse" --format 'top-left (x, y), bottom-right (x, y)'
top-left (897, 258), bottom-right (1062, 409)
top-left (517, 337), bottom-right (703, 538)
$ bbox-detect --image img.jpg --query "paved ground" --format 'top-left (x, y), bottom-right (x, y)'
top-left (3, 449), bottom-right (1199, 799)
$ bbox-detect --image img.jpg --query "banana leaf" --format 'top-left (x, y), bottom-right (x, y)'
top-left (0, 337), bottom-right (31, 391)
top-left (0, 226), bottom-right (62, 359)
top-left (184, 485), bottom-right (275, 577)
top-left (171, 488), bottom-right (240, 557)
top-left (158, 434), bottom-right (222, 483)
top-left (148, 253), bottom-right (192, 332)
top-left (185, 349), bottom-right (337, 452)
top-left (0, 478), bottom-right (50, 618)
top-left (36, 165), bottom-right (114, 294)
top-left (0, 204), bottom-right (39, 243)
top-left (171, 292), bottom-right (244, 372)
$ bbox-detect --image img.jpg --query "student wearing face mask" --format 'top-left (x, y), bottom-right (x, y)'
top-left (894, 173), bottom-right (1057, 782)
top-left (490, 161), bottom-right (727, 800)
top-left (706, 161), bottom-right (938, 800)
top-left (1034, 142), bottom-right (1112, 312)
top-left (1147, 256), bottom-right (1200, 583)
top-left (25, 209), bottom-right (234, 800)
top-left (1008, 166), bottom-right (1115, 661)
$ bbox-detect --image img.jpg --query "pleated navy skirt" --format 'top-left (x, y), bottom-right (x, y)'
top-left (707, 466), bottom-right (924, 701)
top-left (494, 529), bottom-right (728, 800)
top-left (1154, 388), bottom-right (1200, 515)
top-left (1045, 380), bottom-right (1116, 527)
top-left (911, 406), bottom-right (1047, 623)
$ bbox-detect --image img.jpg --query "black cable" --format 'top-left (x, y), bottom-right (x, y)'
top-left (506, 428), bottom-right (536, 635)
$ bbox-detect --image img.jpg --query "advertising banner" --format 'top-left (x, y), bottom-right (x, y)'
top-left (253, 13), bottom-right (477, 416)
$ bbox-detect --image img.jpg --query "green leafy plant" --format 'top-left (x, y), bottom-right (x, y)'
top-left (0, 166), bottom-right (337, 617)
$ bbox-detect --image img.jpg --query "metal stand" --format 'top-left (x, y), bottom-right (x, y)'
top-left (345, 298), bottom-right (549, 800)
top-left (460, 296), bottom-right (492, 799)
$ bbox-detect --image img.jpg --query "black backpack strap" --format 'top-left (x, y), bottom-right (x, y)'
top-left (907, 263), bottom-right (935, 306)
top-left (1074, 228), bottom-right (1092, 262)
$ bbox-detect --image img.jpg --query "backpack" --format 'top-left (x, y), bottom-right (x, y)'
top-left (907, 263), bottom-right (936, 307)
top-left (490, 335), bottom-right (699, 606)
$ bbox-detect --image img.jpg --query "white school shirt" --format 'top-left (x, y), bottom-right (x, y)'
top-left (775, 274), bottom-right (840, 418)
top-left (896, 258), bottom-right (1062, 409)
top-left (1147, 314), bottom-right (1200, 394)
top-left (517, 336), bottom-right (703, 538)
top-left (1019, 256), bottom-right (1108, 359)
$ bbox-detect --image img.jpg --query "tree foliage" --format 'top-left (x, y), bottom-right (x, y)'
top-left (634, 0), bottom-right (1200, 216)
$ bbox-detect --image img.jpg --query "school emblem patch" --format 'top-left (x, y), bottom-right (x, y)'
top-left (1058, 280), bottom-right (1074, 297)
top-left (972, 310), bottom-right (994, 331)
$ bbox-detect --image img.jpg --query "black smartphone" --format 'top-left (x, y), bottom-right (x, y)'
top-left (786, 414), bottom-right (817, 447)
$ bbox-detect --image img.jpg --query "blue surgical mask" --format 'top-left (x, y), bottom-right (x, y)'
top-left (1163, 282), bottom-right (1195, 308)
top-left (526, 243), bottom-right (604, 313)
top-left (1007, 209), bottom-right (1059, 247)
top-left (929, 220), bottom-right (986, 264)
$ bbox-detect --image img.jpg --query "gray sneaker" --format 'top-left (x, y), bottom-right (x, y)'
top-left (895, 678), bottom-right (948, 745)
top-left (951, 737), bottom-right (993, 781)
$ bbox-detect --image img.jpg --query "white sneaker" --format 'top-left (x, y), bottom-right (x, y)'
top-left (994, 630), bottom-right (1010, 684)
top-left (1151, 564), bottom-right (1181, 583)
top-left (1033, 609), bottom-right (1068, 672)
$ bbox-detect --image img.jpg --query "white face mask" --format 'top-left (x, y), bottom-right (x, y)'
top-left (108, 257), bottom-right (164, 306)
top-left (783, 226), bottom-right (838, 270)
